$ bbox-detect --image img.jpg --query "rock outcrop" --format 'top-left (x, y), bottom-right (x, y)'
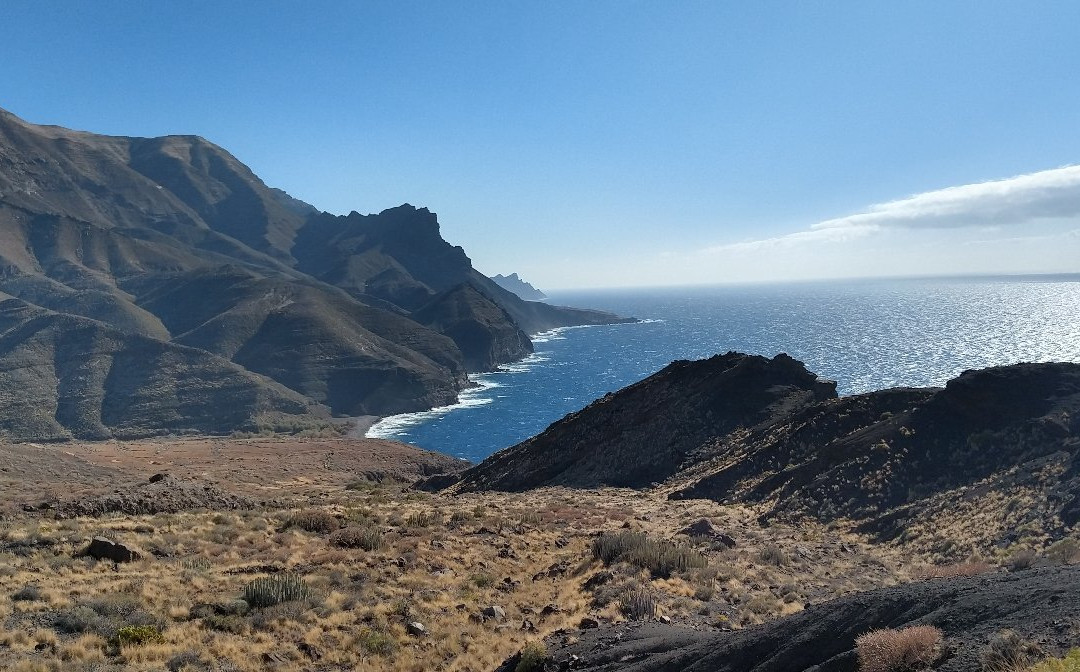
top-left (446, 354), bottom-right (1080, 553)
top-left (490, 273), bottom-right (547, 301)
top-left (450, 353), bottom-right (837, 490)
top-left (519, 565), bottom-right (1080, 672)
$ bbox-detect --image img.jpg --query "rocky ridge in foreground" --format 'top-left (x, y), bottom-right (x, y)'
top-left (444, 353), bottom-right (1080, 554)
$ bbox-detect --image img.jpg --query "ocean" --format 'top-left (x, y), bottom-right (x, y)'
top-left (367, 275), bottom-right (1080, 462)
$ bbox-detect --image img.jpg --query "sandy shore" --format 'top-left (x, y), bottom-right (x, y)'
top-left (346, 414), bottom-right (382, 437)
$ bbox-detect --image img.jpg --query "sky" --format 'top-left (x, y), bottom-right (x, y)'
top-left (3, 1), bottom-right (1080, 289)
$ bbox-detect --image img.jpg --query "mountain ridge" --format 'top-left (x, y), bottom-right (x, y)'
top-left (0, 106), bottom-right (630, 440)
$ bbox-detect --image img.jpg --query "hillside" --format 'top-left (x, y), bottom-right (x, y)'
top-left (0, 106), bottom-right (628, 438)
top-left (446, 353), bottom-right (1080, 554)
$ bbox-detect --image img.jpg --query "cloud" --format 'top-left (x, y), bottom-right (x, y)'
top-left (814, 164), bottom-right (1080, 232)
top-left (705, 165), bottom-right (1080, 256)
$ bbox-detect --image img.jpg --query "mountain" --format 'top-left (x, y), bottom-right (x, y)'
top-left (490, 272), bottom-right (547, 300)
top-left (443, 353), bottom-right (1080, 553)
top-left (0, 106), bottom-right (628, 439)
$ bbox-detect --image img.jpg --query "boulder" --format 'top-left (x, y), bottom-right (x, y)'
top-left (482, 605), bottom-right (506, 622)
top-left (85, 537), bottom-right (141, 563)
top-left (679, 519), bottom-right (736, 548)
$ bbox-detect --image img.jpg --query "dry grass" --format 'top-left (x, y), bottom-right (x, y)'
top-left (855, 625), bottom-right (943, 672)
top-left (911, 560), bottom-right (994, 580)
top-left (0, 451), bottom-right (917, 671)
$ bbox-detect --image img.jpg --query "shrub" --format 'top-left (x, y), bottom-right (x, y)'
top-left (12, 584), bottom-right (42, 601)
top-left (592, 531), bottom-right (707, 578)
top-left (1005, 550), bottom-right (1038, 572)
top-left (1046, 538), bottom-right (1080, 565)
top-left (619, 586), bottom-right (657, 621)
top-left (201, 614), bottom-right (247, 634)
top-left (757, 543), bottom-right (787, 567)
top-left (356, 628), bottom-right (396, 656)
top-left (979, 629), bottom-right (1043, 671)
top-left (243, 574), bottom-right (312, 608)
top-left (329, 526), bottom-right (383, 551)
top-left (286, 510), bottom-right (339, 534)
top-left (516, 641), bottom-right (549, 672)
top-left (54, 606), bottom-right (105, 635)
top-left (470, 572), bottom-right (495, 589)
top-left (1029, 649), bottom-right (1080, 672)
top-left (855, 625), bottom-right (943, 672)
top-left (115, 625), bottom-right (165, 648)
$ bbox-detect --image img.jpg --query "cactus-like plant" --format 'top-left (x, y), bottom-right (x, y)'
top-left (592, 531), bottom-right (706, 578)
top-left (242, 574), bottom-right (312, 608)
top-left (620, 586), bottom-right (657, 620)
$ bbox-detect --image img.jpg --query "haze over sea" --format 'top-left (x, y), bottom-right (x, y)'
top-left (368, 275), bottom-right (1080, 462)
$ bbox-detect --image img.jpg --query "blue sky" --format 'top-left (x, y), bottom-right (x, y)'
top-left (4, 1), bottom-right (1080, 288)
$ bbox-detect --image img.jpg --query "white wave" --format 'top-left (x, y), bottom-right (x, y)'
top-left (366, 353), bottom-right (549, 439)
top-left (367, 319), bottom-right (655, 440)
top-left (366, 389), bottom-right (495, 438)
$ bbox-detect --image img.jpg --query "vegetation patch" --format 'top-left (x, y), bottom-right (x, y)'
top-left (242, 574), bottom-right (313, 608)
top-left (592, 530), bottom-right (707, 578)
top-left (855, 625), bottom-right (943, 672)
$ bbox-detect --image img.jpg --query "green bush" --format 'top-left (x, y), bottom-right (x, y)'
top-left (515, 641), bottom-right (549, 672)
top-left (357, 628), bottom-right (396, 656)
top-left (1029, 649), bottom-right (1080, 672)
top-left (592, 531), bottom-right (707, 578)
top-left (243, 574), bottom-right (312, 608)
top-left (116, 625), bottom-right (165, 648)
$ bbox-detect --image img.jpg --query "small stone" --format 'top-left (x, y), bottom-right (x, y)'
top-left (406, 622), bottom-right (427, 637)
top-left (579, 617), bottom-right (599, 629)
top-left (659, 615), bottom-right (671, 624)
top-left (481, 605), bottom-right (506, 621)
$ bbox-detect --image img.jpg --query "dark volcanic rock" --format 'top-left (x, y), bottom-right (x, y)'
top-left (449, 350), bottom-right (1080, 552)
top-left (675, 362), bottom-right (1080, 545)
top-left (525, 565), bottom-right (1080, 672)
top-left (679, 519), bottom-right (736, 548)
top-left (453, 352), bottom-right (837, 491)
top-left (86, 537), bottom-right (141, 563)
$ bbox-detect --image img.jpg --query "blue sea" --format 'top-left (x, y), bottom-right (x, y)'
top-left (368, 275), bottom-right (1080, 462)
